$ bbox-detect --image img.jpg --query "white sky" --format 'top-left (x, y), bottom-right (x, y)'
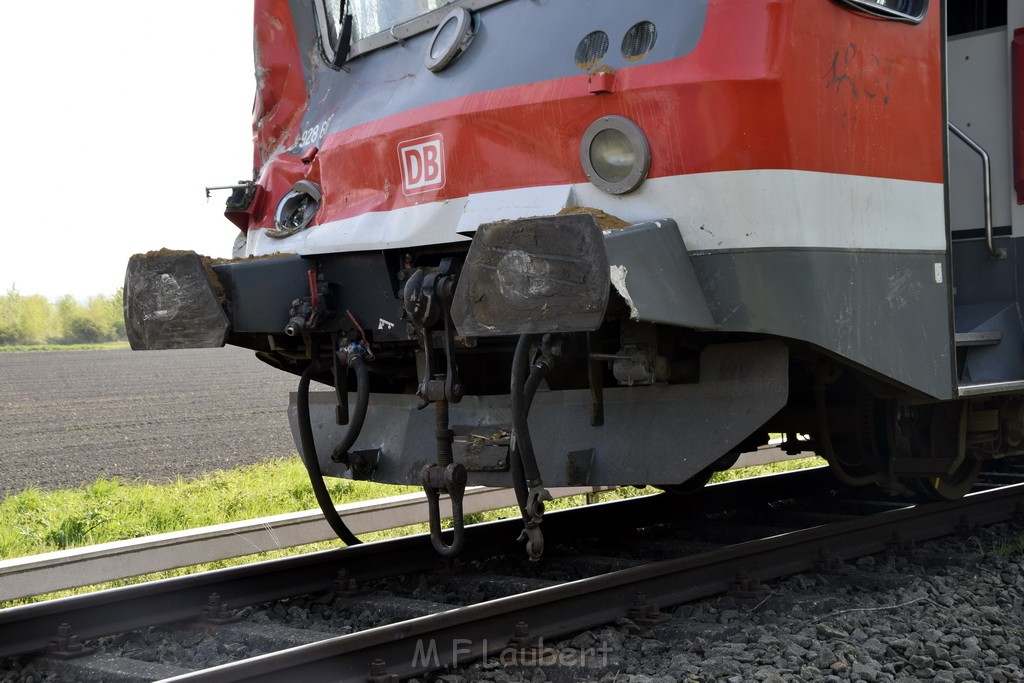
top-left (0, 2), bottom-right (255, 300)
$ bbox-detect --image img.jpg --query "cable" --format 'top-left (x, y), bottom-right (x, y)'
top-left (509, 334), bottom-right (557, 517)
top-left (296, 364), bottom-right (362, 546)
top-left (510, 357), bottom-right (550, 512)
top-left (510, 334), bottom-right (543, 486)
top-left (331, 353), bottom-right (370, 464)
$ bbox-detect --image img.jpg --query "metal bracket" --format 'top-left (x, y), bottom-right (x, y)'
top-left (566, 449), bottom-right (595, 486)
top-left (403, 259), bottom-right (463, 404)
top-left (405, 259), bottom-right (469, 556)
top-left (422, 462), bottom-right (467, 557)
top-left (347, 449), bottom-right (380, 479)
top-left (45, 623), bottom-right (95, 660)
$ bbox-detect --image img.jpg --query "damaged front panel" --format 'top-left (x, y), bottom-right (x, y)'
top-left (123, 251), bottom-right (230, 350)
top-left (604, 219), bottom-right (717, 330)
top-left (450, 213), bottom-right (610, 337)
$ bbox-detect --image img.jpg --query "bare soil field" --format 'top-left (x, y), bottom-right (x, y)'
top-left (0, 347), bottom-right (301, 498)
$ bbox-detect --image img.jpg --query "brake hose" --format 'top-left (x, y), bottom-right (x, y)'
top-left (511, 335), bottom-right (544, 487)
top-left (510, 334), bottom-right (554, 514)
top-left (509, 357), bottom-right (550, 512)
top-left (296, 364), bottom-right (362, 546)
top-left (331, 352), bottom-right (371, 464)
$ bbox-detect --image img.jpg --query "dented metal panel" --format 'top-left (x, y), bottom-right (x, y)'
top-left (603, 219), bottom-right (717, 330)
top-left (450, 214), bottom-right (610, 336)
top-left (123, 252), bottom-right (230, 350)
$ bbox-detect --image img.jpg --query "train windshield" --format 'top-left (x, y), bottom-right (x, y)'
top-left (325, 0), bottom-right (460, 43)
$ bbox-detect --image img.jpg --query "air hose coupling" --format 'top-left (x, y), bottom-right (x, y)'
top-left (517, 524), bottom-right (545, 562)
top-left (338, 340), bottom-right (373, 365)
top-left (329, 341), bottom-right (373, 465)
top-left (525, 482), bottom-right (553, 525)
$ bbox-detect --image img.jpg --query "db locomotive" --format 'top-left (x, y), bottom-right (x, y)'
top-left (125, 0), bottom-right (1024, 558)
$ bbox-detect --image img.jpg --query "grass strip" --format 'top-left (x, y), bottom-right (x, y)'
top-left (0, 455), bottom-right (824, 606)
top-left (0, 458), bottom-right (417, 560)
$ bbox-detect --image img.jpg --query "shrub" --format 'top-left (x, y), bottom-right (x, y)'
top-left (0, 287), bottom-right (127, 346)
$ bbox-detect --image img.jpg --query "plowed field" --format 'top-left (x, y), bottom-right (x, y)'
top-left (0, 347), bottom-right (301, 498)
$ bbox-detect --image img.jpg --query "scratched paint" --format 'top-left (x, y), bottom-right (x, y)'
top-left (885, 268), bottom-right (922, 311)
top-left (609, 265), bottom-right (640, 320)
top-left (495, 250), bottom-right (555, 302)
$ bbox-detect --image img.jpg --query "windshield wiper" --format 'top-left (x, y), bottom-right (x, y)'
top-left (332, 1), bottom-right (353, 68)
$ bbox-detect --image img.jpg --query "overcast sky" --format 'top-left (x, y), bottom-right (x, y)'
top-left (0, 2), bottom-right (255, 299)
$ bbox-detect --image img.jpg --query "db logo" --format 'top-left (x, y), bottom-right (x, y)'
top-left (398, 134), bottom-right (446, 195)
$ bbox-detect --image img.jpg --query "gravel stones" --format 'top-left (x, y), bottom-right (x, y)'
top-left (4, 516), bottom-right (1024, 681)
top-left (444, 522), bottom-right (1024, 682)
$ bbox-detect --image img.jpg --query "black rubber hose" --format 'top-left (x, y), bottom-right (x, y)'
top-left (331, 354), bottom-right (370, 464)
top-left (510, 357), bottom-right (550, 513)
top-left (296, 365), bottom-right (362, 546)
top-left (511, 334), bottom-right (543, 486)
top-left (509, 443), bottom-right (528, 513)
top-left (510, 333), bottom-right (563, 521)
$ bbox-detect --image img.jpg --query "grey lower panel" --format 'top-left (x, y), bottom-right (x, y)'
top-left (690, 249), bottom-right (954, 399)
top-left (289, 341), bottom-right (788, 487)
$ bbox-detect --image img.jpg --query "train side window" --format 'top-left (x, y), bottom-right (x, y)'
top-left (831, 0), bottom-right (928, 24)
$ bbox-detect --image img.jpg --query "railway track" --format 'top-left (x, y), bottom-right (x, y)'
top-left (2, 465), bottom-right (1024, 682)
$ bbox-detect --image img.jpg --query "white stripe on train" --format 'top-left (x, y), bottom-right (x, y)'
top-left (247, 169), bottom-right (946, 257)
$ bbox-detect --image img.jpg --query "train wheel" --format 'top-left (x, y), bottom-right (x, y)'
top-left (820, 384), bottom-right (893, 481)
top-left (905, 458), bottom-right (982, 501)
top-left (897, 401), bottom-right (980, 501)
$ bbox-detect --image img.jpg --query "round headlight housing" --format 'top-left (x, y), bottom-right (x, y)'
top-left (268, 180), bottom-right (322, 239)
top-left (580, 116), bottom-right (650, 194)
top-left (425, 7), bottom-right (475, 73)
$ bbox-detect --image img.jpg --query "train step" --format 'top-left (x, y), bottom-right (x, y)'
top-left (954, 331), bottom-right (1003, 347)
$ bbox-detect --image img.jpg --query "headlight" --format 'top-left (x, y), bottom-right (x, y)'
top-left (580, 116), bottom-right (650, 194)
top-left (832, 0), bottom-right (927, 23)
top-left (268, 180), bottom-right (322, 239)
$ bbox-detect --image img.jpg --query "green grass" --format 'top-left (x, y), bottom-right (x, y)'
top-left (969, 534), bottom-right (1024, 559)
top-left (709, 456), bottom-right (826, 484)
top-left (0, 454), bottom-right (824, 606)
top-left (0, 458), bottom-right (419, 560)
top-left (0, 459), bottom-right (646, 606)
top-left (0, 341), bottom-right (129, 353)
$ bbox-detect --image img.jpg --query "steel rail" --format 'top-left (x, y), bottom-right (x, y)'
top-left (0, 450), bottom-right (800, 603)
top-left (166, 480), bottom-right (1024, 682)
top-left (0, 485), bottom-right (615, 603)
top-left (0, 467), bottom-right (833, 660)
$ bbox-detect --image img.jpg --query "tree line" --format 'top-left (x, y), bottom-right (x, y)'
top-left (0, 287), bottom-right (127, 346)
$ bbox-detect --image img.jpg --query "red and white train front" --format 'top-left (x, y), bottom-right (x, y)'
top-left (127, 0), bottom-right (989, 556)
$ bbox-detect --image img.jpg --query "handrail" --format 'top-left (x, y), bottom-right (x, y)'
top-left (948, 122), bottom-right (1005, 259)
